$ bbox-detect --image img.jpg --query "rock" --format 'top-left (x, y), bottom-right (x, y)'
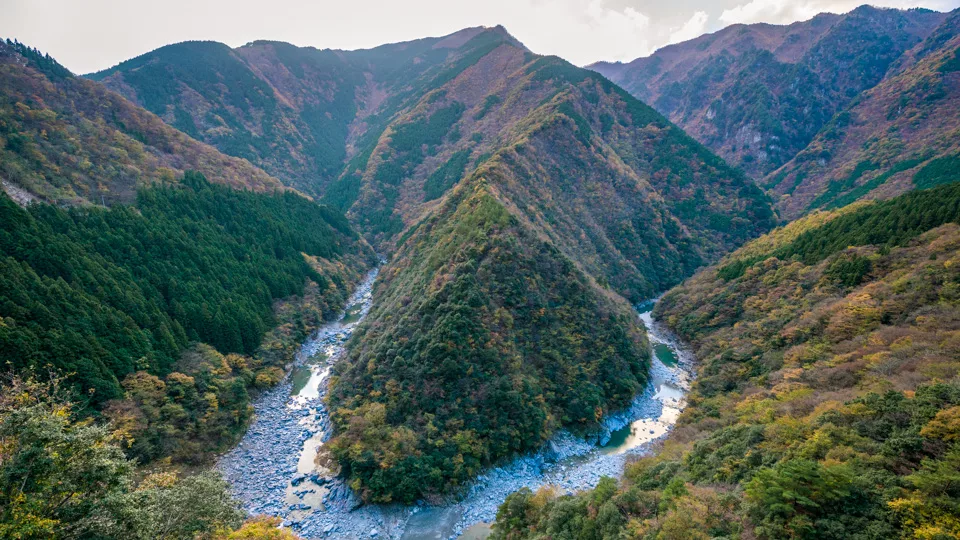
top-left (370, 529), bottom-right (378, 537)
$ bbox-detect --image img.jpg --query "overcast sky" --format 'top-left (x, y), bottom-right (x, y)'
top-left (3, 0), bottom-right (959, 74)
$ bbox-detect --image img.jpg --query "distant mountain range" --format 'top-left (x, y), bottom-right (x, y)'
top-left (591, 5), bottom-right (960, 218)
top-left (767, 9), bottom-right (960, 218)
top-left (82, 25), bottom-right (777, 287)
top-left (87, 29), bottom-right (515, 198)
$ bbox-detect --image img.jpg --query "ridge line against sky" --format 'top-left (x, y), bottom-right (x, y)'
top-left (3, 0), bottom-right (959, 74)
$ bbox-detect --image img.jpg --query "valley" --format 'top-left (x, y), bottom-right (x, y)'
top-left (220, 277), bottom-right (692, 539)
top-left (2, 4), bottom-right (959, 539)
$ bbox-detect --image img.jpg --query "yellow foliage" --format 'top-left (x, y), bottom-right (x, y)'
top-left (826, 292), bottom-right (881, 342)
top-left (0, 493), bottom-right (58, 539)
top-left (888, 496), bottom-right (960, 539)
top-left (137, 472), bottom-right (178, 490)
top-left (736, 394), bottom-right (777, 423)
top-left (657, 496), bottom-right (711, 540)
top-left (920, 406), bottom-right (960, 443)
top-left (213, 516), bottom-right (300, 539)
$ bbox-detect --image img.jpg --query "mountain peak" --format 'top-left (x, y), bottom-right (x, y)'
top-left (2, 38), bottom-right (73, 79)
top-left (433, 24), bottom-right (524, 51)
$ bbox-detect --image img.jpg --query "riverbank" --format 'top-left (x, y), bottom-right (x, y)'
top-left (219, 288), bottom-right (695, 539)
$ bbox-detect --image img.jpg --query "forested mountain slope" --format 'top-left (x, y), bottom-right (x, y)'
top-left (590, 6), bottom-right (946, 179)
top-left (492, 181), bottom-right (960, 539)
top-left (0, 38), bottom-right (380, 537)
top-left (325, 34), bottom-right (775, 502)
top-left (328, 178), bottom-right (651, 503)
top-left (0, 40), bottom-right (282, 206)
top-left (86, 28), bottom-right (773, 264)
top-left (332, 30), bottom-right (775, 282)
top-left (766, 10), bottom-right (960, 218)
top-left (0, 172), bottom-right (375, 463)
top-left (87, 27), bottom-right (521, 196)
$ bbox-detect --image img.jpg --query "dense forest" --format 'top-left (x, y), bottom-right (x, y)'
top-left (491, 181), bottom-right (960, 539)
top-left (325, 39), bottom-right (776, 504)
top-left (327, 180), bottom-right (650, 503)
top-left (0, 373), bottom-right (301, 539)
top-left (0, 172), bottom-right (373, 463)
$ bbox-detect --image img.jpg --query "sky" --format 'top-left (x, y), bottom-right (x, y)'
top-left (3, 0), bottom-right (959, 74)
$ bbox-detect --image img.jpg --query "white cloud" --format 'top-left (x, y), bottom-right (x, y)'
top-left (668, 11), bottom-right (710, 45)
top-left (499, 0), bottom-right (654, 64)
top-left (719, 0), bottom-right (815, 25)
top-left (720, 0), bottom-right (958, 26)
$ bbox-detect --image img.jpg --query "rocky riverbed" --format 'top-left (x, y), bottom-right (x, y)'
top-left (219, 281), bottom-right (695, 540)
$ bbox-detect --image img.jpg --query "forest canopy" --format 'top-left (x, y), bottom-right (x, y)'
top-left (0, 172), bottom-right (372, 406)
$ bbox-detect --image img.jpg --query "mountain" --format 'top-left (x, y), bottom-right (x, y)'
top-left (328, 178), bottom-right (653, 503)
top-left (87, 29), bottom-right (772, 262)
top-left (0, 40), bottom-right (282, 206)
top-left (320, 29), bottom-right (775, 502)
top-left (86, 28), bottom-right (521, 196)
top-left (89, 27), bottom-right (774, 293)
top-left (0, 171), bottom-right (375, 463)
top-left (765, 10), bottom-right (960, 219)
top-left (590, 6), bottom-right (947, 180)
top-left (0, 40), bottom-right (377, 466)
top-left (492, 181), bottom-right (960, 539)
top-left (31, 26), bottom-right (773, 502)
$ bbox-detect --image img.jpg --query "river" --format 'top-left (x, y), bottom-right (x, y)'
top-left (219, 275), bottom-right (694, 539)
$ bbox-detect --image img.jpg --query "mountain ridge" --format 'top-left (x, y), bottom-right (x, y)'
top-left (321, 36), bottom-right (775, 501)
top-left (86, 27), bottom-right (530, 198)
top-left (0, 39), bottom-right (285, 206)
top-left (590, 5), bottom-right (948, 180)
top-left (765, 9), bottom-right (960, 218)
